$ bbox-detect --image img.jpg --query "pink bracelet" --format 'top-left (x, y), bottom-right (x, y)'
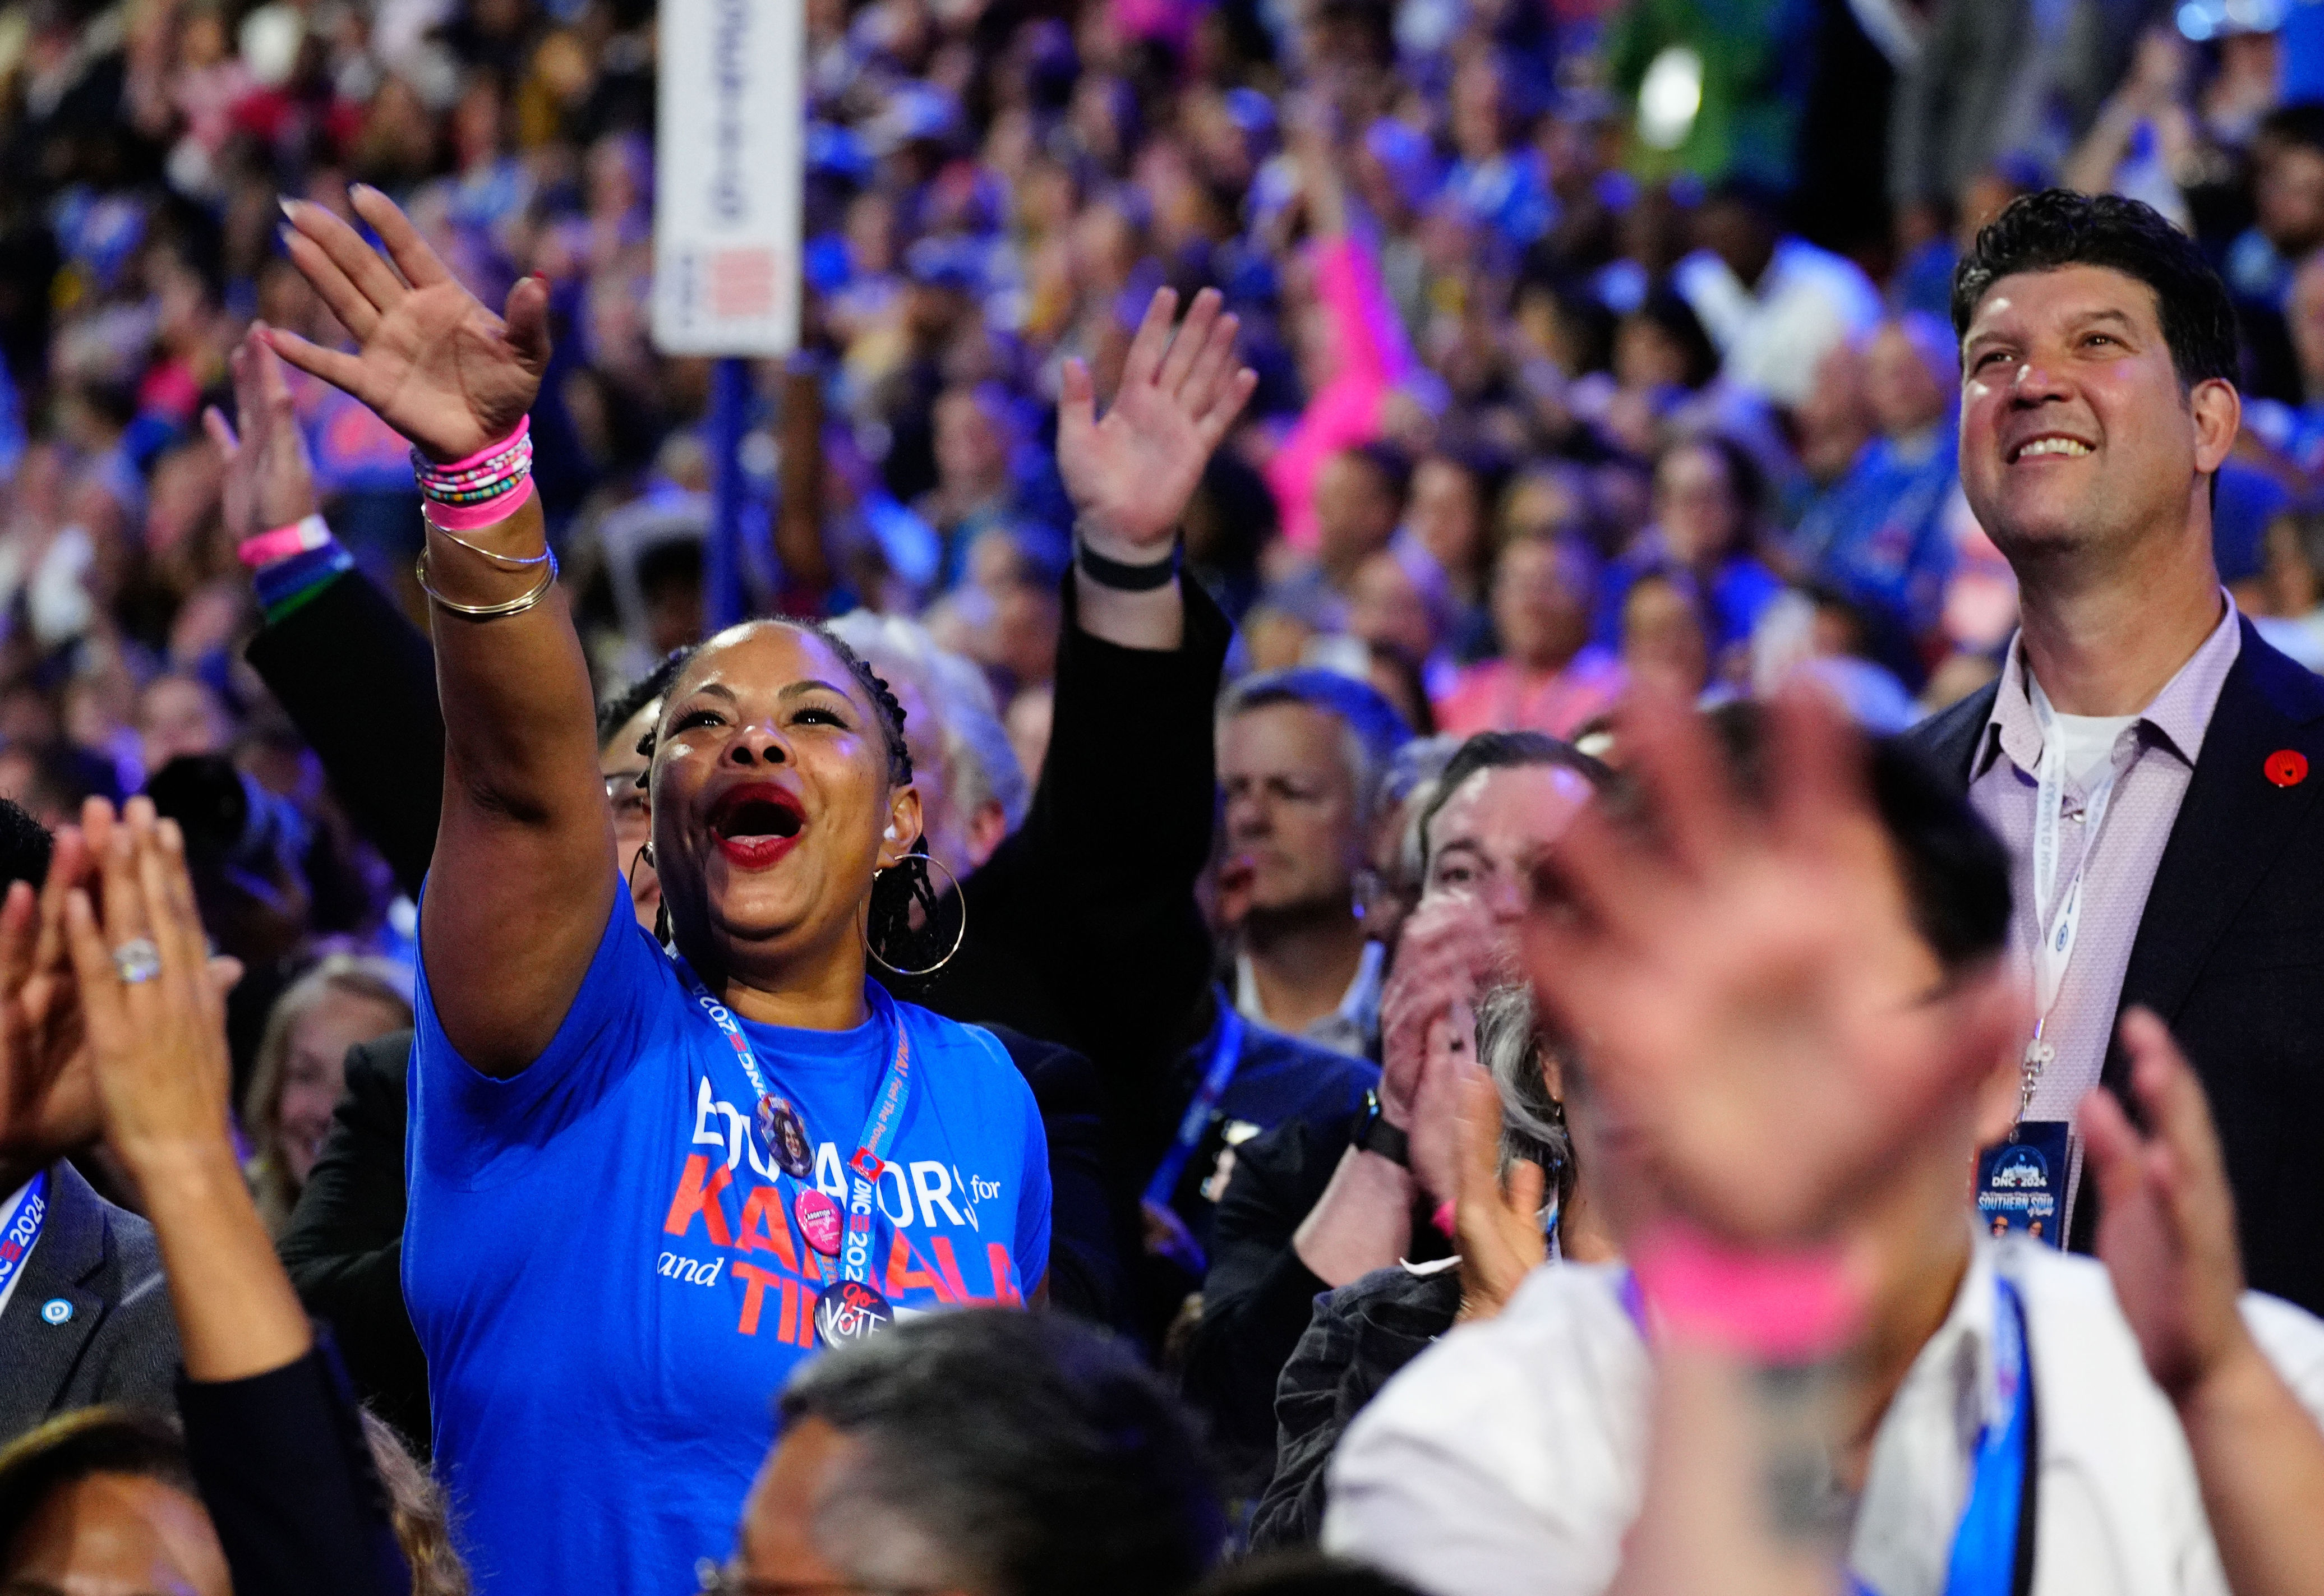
top-left (1627, 1221), bottom-right (1865, 1362)
top-left (423, 476), bottom-right (537, 534)
top-left (427, 416), bottom-right (529, 477)
top-left (237, 514), bottom-right (331, 568)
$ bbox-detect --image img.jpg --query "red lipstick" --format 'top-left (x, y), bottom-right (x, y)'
top-left (707, 783), bottom-right (806, 870)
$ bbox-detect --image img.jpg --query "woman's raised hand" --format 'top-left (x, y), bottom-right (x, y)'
top-left (264, 186), bottom-right (548, 463)
top-left (63, 797), bottom-right (309, 1383)
top-left (59, 798), bottom-right (238, 1186)
top-left (1057, 286), bottom-right (1257, 557)
top-left (205, 333), bottom-right (318, 543)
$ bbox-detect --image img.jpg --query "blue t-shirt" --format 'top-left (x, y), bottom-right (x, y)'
top-left (404, 891), bottom-right (1051, 1596)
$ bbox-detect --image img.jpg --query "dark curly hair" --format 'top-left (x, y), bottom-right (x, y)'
top-left (1950, 190), bottom-right (2239, 393)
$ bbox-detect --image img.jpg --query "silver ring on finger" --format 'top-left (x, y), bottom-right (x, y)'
top-left (111, 938), bottom-right (162, 985)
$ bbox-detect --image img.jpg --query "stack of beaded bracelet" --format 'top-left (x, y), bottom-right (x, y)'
top-left (413, 416), bottom-right (533, 532)
top-left (412, 418), bottom-right (556, 618)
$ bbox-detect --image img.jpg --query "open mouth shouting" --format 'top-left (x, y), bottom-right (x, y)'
top-left (708, 782), bottom-right (807, 870)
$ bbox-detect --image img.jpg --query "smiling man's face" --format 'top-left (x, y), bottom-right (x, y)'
top-left (1959, 263), bottom-right (2235, 567)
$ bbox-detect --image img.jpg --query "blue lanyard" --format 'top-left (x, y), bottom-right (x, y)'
top-left (1938, 1278), bottom-right (2035, 1596)
top-left (1851, 1277), bottom-right (2037, 1596)
top-left (1620, 1267), bottom-right (2035, 1596)
top-left (1142, 1007), bottom-right (1246, 1211)
top-left (676, 963), bottom-right (913, 1290)
top-left (0, 1171), bottom-right (49, 1301)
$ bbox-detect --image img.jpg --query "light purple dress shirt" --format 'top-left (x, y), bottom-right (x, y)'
top-left (1966, 597), bottom-right (2243, 1219)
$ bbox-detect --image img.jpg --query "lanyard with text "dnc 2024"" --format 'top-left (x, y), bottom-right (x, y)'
top-left (676, 962), bottom-right (913, 1345)
top-left (1853, 1276), bottom-right (2039, 1596)
top-left (0, 1171), bottom-right (49, 1303)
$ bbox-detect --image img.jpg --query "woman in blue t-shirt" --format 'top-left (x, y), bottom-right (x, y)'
top-left (259, 188), bottom-right (1256, 1596)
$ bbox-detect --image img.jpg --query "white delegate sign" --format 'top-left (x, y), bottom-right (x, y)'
top-left (652, 0), bottom-right (803, 356)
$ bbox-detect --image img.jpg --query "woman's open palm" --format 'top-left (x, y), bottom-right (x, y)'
top-left (265, 185), bottom-right (548, 463)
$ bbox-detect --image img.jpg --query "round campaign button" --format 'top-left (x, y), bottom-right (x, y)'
top-left (2266, 748), bottom-right (2309, 788)
top-left (815, 1280), bottom-right (893, 1346)
top-left (795, 1189), bottom-right (843, 1257)
top-left (39, 1298), bottom-right (72, 1325)
top-left (756, 1094), bottom-right (815, 1178)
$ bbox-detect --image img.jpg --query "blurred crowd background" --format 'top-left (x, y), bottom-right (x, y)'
top-left (10, 0), bottom-right (2324, 1219)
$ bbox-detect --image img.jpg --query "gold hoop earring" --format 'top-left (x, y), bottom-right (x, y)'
top-left (864, 852), bottom-right (967, 979)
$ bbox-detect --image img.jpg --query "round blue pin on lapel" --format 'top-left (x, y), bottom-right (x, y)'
top-left (39, 1298), bottom-right (72, 1325)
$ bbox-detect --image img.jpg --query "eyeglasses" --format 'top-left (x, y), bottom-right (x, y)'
top-left (605, 769), bottom-right (650, 822)
top-left (694, 1557), bottom-right (944, 1595)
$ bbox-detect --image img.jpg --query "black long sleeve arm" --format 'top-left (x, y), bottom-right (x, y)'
top-left (177, 1346), bottom-right (412, 1596)
top-left (244, 572), bottom-right (445, 898)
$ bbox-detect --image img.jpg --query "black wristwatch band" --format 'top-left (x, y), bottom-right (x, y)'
top-left (1076, 530), bottom-right (1182, 591)
top-left (1353, 1089), bottom-right (1409, 1167)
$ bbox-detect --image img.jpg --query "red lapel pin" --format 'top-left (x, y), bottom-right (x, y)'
top-left (2266, 749), bottom-right (2308, 788)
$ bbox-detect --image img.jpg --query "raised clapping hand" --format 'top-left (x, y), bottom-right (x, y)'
top-left (1523, 688), bottom-right (2024, 1244)
top-left (1377, 893), bottom-right (1502, 1206)
top-left (0, 827), bottom-right (95, 1169)
top-left (1057, 286), bottom-right (1257, 559)
top-left (59, 800), bottom-right (238, 1184)
top-left (2082, 1011), bottom-right (2252, 1401)
top-left (266, 187), bottom-right (548, 462)
top-left (204, 333), bottom-right (320, 543)
top-left (1452, 1065), bottom-right (1547, 1323)
top-left (59, 798), bottom-right (306, 1382)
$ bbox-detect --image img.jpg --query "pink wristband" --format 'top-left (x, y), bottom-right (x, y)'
top-left (429, 415), bottom-right (529, 475)
top-left (237, 514), bottom-right (330, 568)
top-left (423, 476), bottom-right (537, 534)
top-left (1627, 1221), bottom-right (1865, 1362)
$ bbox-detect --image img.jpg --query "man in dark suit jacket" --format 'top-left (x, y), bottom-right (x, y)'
top-left (1911, 190), bottom-right (2324, 1314)
top-left (0, 1160), bottom-right (179, 1442)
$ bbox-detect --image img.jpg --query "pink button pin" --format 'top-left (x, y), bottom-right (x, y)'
top-left (795, 1189), bottom-right (843, 1257)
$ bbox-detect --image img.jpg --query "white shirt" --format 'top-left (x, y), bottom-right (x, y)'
top-left (2046, 709), bottom-right (2141, 791)
top-left (1322, 1233), bottom-right (2324, 1596)
top-left (1671, 238), bottom-right (1882, 409)
top-left (1234, 939), bottom-right (1385, 1060)
top-left (0, 1178), bottom-right (39, 1323)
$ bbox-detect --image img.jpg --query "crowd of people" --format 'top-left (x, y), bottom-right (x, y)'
top-left (8, 0), bottom-right (2324, 1593)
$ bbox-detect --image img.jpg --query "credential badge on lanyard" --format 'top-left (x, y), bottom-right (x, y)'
top-left (675, 961), bottom-right (913, 1345)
